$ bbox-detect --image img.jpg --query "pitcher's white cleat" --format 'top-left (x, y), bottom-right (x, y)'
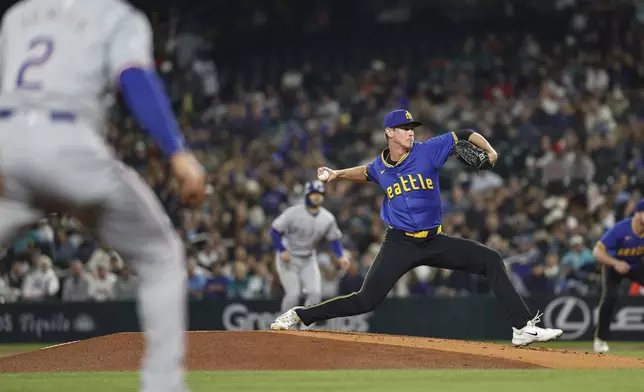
top-left (593, 338), bottom-right (609, 353)
top-left (512, 311), bottom-right (564, 347)
top-left (270, 307), bottom-right (303, 330)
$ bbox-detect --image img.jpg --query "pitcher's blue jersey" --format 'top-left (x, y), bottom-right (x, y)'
top-left (597, 218), bottom-right (644, 265)
top-left (364, 132), bottom-right (457, 232)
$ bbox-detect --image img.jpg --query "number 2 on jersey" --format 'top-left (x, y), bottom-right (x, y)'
top-left (16, 37), bottom-right (54, 90)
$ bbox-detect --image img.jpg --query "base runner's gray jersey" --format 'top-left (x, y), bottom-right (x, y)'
top-left (272, 204), bottom-right (343, 257)
top-left (0, 0), bottom-right (153, 131)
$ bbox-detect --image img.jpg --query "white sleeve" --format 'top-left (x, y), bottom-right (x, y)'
top-left (88, 276), bottom-right (99, 299)
top-left (106, 7), bottom-right (155, 83)
top-left (0, 14), bottom-right (7, 91)
top-left (271, 208), bottom-right (292, 233)
top-left (21, 274), bottom-right (37, 298)
top-left (46, 273), bottom-right (60, 296)
top-left (325, 215), bottom-right (343, 242)
top-left (61, 278), bottom-right (72, 302)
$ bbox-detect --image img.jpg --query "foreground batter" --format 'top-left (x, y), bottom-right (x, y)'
top-left (270, 180), bottom-right (349, 325)
top-left (0, 1), bottom-right (204, 391)
top-left (271, 109), bottom-right (563, 346)
top-left (593, 199), bottom-right (644, 353)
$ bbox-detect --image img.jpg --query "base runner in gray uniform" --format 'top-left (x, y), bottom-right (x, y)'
top-left (270, 180), bottom-right (349, 326)
top-left (0, 1), bottom-right (205, 391)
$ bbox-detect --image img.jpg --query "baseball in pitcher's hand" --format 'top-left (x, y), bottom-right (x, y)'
top-left (317, 166), bottom-right (338, 182)
top-left (280, 250), bottom-right (291, 263)
top-left (170, 152), bottom-right (206, 205)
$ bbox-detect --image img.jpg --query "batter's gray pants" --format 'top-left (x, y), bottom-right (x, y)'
top-left (275, 252), bottom-right (322, 326)
top-left (0, 111), bottom-right (188, 392)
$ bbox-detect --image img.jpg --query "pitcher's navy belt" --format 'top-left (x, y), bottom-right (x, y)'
top-left (388, 224), bottom-right (442, 238)
top-left (0, 109), bottom-right (76, 122)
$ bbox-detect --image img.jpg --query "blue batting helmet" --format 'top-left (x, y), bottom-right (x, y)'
top-left (304, 180), bottom-right (325, 196)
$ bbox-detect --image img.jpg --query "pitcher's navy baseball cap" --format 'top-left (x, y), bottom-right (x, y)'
top-left (383, 109), bottom-right (423, 129)
top-left (635, 199), bottom-right (644, 212)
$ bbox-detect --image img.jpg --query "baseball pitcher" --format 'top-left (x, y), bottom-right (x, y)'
top-left (270, 180), bottom-right (349, 325)
top-left (0, 1), bottom-right (205, 391)
top-left (271, 110), bottom-right (564, 347)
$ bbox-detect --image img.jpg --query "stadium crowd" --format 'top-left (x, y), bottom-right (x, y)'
top-left (0, 0), bottom-right (643, 303)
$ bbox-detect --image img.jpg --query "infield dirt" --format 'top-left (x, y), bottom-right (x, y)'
top-left (1, 330), bottom-right (643, 372)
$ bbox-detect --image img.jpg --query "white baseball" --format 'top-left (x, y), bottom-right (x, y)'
top-left (317, 169), bottom-right (330, 181)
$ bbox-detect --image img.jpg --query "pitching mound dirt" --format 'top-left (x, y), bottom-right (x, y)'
top-left (1, 331), bottom-right (643, 372)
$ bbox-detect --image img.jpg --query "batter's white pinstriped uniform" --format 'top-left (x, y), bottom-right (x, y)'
top-left (0, 1), bottom-right (188, 391)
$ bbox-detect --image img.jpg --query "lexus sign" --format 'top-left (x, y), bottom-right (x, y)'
top-left (544, 296), bottom-right (591, 340)
top-left (543, 296), bottom-right (644, 340)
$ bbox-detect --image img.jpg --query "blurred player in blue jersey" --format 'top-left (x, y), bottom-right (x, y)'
top-left (592, 199), bottom-right (644, 353)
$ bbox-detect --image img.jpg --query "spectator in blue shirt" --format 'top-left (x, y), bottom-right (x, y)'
top-left (228, 261), bottom-right (251, 299)
top-left (187, 258), bottom-right (207, 300)
top-left (561, 235), bottom-right (595, 272)
top-left (203, 262), bottom-right (230, 300)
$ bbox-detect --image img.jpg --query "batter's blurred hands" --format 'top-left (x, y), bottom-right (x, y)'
top-left (338, 256), bottom-right (351, 271)
top-left (170, 152), bottom-right (206, 205)
top-left (280, 250), bottom-right (291, 264)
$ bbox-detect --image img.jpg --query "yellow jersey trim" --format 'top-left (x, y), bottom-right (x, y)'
top-left (387, 225), bottom-right (442, 238)
top-left (380, 144), bottom-right (414, 168)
